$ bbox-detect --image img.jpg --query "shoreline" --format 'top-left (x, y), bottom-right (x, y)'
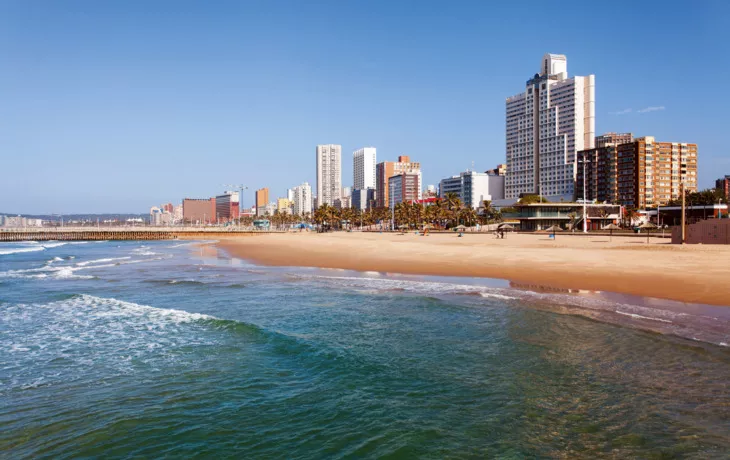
top-left (216, 232), bottom-right (730, 307)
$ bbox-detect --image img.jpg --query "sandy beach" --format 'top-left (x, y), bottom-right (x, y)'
top-left (217, 232), bottom-right (730, 307)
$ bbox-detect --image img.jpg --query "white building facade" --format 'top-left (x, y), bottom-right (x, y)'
top-left (352, 147), bottom-right (377, 191)
top-left (439, 171), bottom-right (505, 209)
top-left (316, 144), bottom-right (342, 206)
top-left (505, 53), bottom-right (595, 201)
top-left (292, 182), bottom-right (313, 216)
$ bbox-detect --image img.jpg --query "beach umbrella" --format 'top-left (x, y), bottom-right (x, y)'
top-left (638, 221), bottom-right (658, 243)
top-left (498, 223), bottom-right (515, 231)
top-left (602, 223), bottom-right (621, 242)
top-left (544, 224), bottom-right (563, 239)
top-left (455, 225), bottom-right (467, 230)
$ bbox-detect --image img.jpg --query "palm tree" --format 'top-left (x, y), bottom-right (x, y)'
top-left (623, 207), bottom-right (638, 228)
top-left (461, 207), bottom-right (478, 227)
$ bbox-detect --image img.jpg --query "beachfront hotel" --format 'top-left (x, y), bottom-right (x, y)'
top-left (215, 191), bottom-right (240, 222)
top-left (182, 198), bottom-right (216, 224)
top-left (505, 53), bottom-right (596, 201)
top-left (577, 136), bottom-right (698, 208)
top-left (353, 147), bottom-right (377, 191)
top-left (316, 144), bottom-right (342, 207)
top-left (255, 188), bottom-right (270, 217)
top-left (388, 173), bottom-right (421, 205)
top-left (376, 155), bottom-right (421, 208)
top-left (290, 182), bottom-right (313, 216)
top-left (438, 170), bottom-right (505, 209)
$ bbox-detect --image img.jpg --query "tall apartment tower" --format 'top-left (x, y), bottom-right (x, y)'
top-left (353, 147), bottom-right (377, 191)
top-left (578, 137), bottom-right (698, 208)
top-left (291, 182), bottom-right (313, 215)
top-left (505, 53), bottom-right (595, 200)
top-left (255, 188), bottom-right (270, 216)
top-left (375, 155), bottom-right (421, 207)
top-left (616, 137), bottom-right (697, 208)
top-left (595, 132), bottom-right (633, 148)
top-left (716, 175), bottom-right (730, 198)
top-left (316, 144), bottom-right (342, 207)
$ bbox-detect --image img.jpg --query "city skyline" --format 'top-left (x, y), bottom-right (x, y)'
top-left (1, 1), bottom-right (728, 213)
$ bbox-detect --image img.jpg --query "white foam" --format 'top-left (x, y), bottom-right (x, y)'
top-left (1, 295), bottom-right (220, 390)
top-left (76, 257), bottom-right (131, 266)
top-left (41, 242), bottom-right (67, 249)
top-left (479, 292), bottom-right (518, 300)
top-left (0, 246), bottom-right (46, 255)
top-left (57, 294), bottom-right (217, 324)
top-left (314, 275), bottom-right (518, 300)
top-left (615, 310), bottom-right (673, 323)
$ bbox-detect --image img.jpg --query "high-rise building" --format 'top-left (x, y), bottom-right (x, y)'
top-left (255, 188), bottom-right (269, 216)
top-left (352, 189), bottom-right (376, 211)
top-left (576, 133), bottom-right (634, 204)
top-left (150, 207), bottom-right (173, 226)
top-left (485, 164), bottom-right (507, 176)
top-left (335, 195), bottom-right (352, 209)
top-left (277, 198), bottom-right (293, 214)
top-left (576, 146), bottom-right (620, 204)
top-left (388, 173), bottom-right (421, 206)
top-left (353, 147), bottom-right (377, 191)
top-left (716, 175), bottom-right (730, 198)
top-left (376, 155), bottom-right (421, 207)
top-left (596, 132), bottom-right (633, 148)
top-left (439, 170), bottom-right (505, 209)
top-left (215, 191), bottom-right (240, 222)
top-left (316, 144), bottom-right (342, 206)
top-left (183, 198), bottom-right (216, 224)
top-left (505, 53), bottom-right (595, 201)
top-left (291, 182), bottom-right (313, 216)
top-left (577, 137), bottom-right (697, 208)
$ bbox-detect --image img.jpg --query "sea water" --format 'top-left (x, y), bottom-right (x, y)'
top-left (1, 240), bottom-right (729, 458)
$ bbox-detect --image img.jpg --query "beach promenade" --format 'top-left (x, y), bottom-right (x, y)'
top-left (218, 232), bottom-right (730, 307)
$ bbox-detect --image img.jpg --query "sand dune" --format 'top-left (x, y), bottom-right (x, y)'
top-left (217, 232), bottom-right (730, 306)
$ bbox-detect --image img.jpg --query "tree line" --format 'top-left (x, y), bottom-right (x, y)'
top-left (233, 193), bottom-right (503, 231)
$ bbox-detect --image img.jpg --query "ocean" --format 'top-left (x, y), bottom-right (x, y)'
top-left (1, 240), bottom-right (729, 458)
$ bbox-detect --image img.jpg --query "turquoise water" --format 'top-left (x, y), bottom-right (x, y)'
top-left (1, 240), bottom-right (729, 458)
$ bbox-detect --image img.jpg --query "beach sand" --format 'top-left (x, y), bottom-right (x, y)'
top-left (217, 232), bottom-right (730, 306)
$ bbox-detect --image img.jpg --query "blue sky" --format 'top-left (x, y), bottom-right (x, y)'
top-left (1, 0), bottom-right (728, 213)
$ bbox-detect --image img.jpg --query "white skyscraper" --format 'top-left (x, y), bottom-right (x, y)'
top-left (505, 53), bottom-right (595, 201)
top-left (291, 182), bottom-right (313, 216)
top-left (352, 147), bottom-right (377, 191)
top-left (316, 144), bottom-right (342, 206)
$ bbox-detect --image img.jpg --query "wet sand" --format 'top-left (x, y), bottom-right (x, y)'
top-left (217, 232), bottom-right (730, 307)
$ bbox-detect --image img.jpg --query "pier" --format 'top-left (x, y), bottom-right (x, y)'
top-left (0, 227), bottom-right (278, 242)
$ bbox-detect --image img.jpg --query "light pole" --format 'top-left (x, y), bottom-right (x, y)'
top-left (391, 188), bottom-right (395, 232)
top-left (720, 198), bottom-right (724, 219)
top-left (579, 158), bottom-right (591, 233)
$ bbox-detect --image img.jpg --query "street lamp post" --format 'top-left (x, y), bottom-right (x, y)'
top-left (391, 188), bottom-right (395, 232)
top-left (720, 198), bottom-right (724, 219)
top-left (579, 158), bottom-right (591, 233)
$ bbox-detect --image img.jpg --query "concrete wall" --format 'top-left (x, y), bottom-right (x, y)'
top-left (672, 219), bottom-right (730, 244)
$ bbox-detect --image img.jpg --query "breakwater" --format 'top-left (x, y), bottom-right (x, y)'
top-left (0, 228), bottom-right (275, 241)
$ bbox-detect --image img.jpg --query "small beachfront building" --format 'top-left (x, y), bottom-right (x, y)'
top-left (502, 203), bottom-right (621, 231)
